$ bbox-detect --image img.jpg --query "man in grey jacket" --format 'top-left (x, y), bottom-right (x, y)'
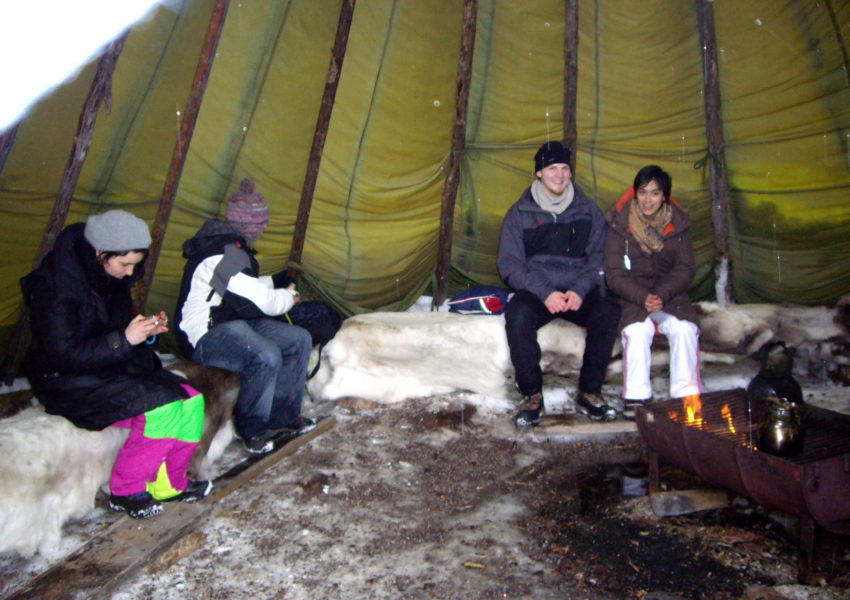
top-left (497, 141), bottom-right (621, 428)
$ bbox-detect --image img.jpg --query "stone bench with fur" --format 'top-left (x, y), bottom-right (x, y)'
top-left (0, 361), bottom-right (238, 558)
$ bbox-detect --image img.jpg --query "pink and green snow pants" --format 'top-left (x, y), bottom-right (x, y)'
top-left (109, 384), bottom-right (205, 500)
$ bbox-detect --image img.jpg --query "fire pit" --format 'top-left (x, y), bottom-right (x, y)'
top-left (636, 389), bottom-right (850, 576)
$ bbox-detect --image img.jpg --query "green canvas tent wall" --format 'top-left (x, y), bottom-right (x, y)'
top-left (1, 0), bottom-right (849, 361)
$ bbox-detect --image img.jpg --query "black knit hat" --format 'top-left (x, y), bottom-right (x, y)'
top-left (534, 141), bottom-right (571, 173)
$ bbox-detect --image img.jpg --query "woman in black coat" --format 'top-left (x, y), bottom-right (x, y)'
top-left (21, 210), bottom-right (211, 518)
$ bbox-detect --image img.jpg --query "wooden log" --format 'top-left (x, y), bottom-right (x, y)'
top-left (137, 0), bottom-right (230, 312)
top-left (1, 33), bottom-right (128, 385)
top-left (649, 488), bottom-right (729, 517)
top-left (287, 0), bottom-right (357, 281)
top-left (563, 0), bottom-right (578, 169)
top-left (433, 0), bottom-right (478, 307)
top-left (695, 0), bottom-right (733, 304)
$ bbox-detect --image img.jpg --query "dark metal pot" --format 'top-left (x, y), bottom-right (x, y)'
top-left (758, 396), bottom-right (805, 457)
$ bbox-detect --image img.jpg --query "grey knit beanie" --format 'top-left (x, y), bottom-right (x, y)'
top-left (84, 210), bottom-right (152, 251)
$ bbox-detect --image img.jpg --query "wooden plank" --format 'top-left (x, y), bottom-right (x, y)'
top-left (649, 489), bottom-right (729, 516)
top-left (536, 415), bottom-right (637, 437)
top-left (3, 416), bottom-right (335, 600)
top-left (6, 503), bottom-right (210, 600)
top-left (210, 415), bottom-right (336, 501)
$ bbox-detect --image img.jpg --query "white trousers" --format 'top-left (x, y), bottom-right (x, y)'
top-left (621, 311), bottom-right (702, 400)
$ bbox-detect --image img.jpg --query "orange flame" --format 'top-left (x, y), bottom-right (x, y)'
top-left (682, 394), bottom-right (704, 429)
top-left (721, 404), bottom-right (736, 435)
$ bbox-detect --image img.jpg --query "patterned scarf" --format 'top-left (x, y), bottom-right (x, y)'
top-left (531, 179), bottom-right (574, 215)
top-left (628, 198), bottom-right (672, 254)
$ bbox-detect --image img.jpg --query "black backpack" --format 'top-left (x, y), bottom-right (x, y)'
top-left (280, 300), bottom-right (343, 378)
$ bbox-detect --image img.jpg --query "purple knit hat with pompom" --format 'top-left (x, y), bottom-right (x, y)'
top-left (226, 178), bottom-right (269, 246)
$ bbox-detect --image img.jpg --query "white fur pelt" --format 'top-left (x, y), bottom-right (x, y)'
top-left (0, 362), bottom-right (240, 558)
top-left (307, 312), bottom-right (592, 404)
top-left (0, 407), bottom-right (128, 557)
top-left (696, 301), bottom-right (844, 354)
top-left (307, 306), bottom-right (833, 405)
top-left (695, 299), bottom-right (850, 377)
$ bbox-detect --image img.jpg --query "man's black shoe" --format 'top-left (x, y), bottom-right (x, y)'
top-left (575, 392), bottom-right (617, 422)
top-left (514, 392), bottom-right (544, 429)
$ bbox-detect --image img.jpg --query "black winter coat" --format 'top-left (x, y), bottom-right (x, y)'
top-left (20, 223), bottom-right (187, 430)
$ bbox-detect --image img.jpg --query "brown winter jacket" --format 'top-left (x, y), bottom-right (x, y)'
top-left (603, 189), bottom-right (699, 332)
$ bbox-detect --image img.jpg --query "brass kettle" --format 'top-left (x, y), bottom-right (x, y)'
top-left (757, 396), bottom-right (805, 457)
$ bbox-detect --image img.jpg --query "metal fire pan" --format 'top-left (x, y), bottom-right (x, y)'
top-left (636, 407), bottom-right (691, 473)
top-left (802, 454), bottom-right (850, 535)
top-left (734, 443), bottom-right (808, 517)
top-left (681, 424), bottom-right (748, 498)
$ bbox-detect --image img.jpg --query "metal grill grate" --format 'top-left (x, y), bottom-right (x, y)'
top-left (645, 389), bottom-right (850, 465)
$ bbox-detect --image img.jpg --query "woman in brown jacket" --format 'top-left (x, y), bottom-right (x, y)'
top-left (604, 165), bottom-right (702, 419)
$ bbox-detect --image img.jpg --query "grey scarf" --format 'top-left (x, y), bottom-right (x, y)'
top-left (531, 179), bottom-right (574, 215)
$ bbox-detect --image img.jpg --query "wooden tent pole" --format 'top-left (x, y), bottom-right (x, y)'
top-left (433, 0), bottom-right (478, 307)
top-left (287, 0), bottom-right (357, 280)
top-left (0, 123), bottom-right (19, 175)
top-left (39, 33), bottom-right (129, 268)
top-left (563, 0), bottom-right (578, 168)
top-left (1, 34), bottom-right (128, 384)
top-left (695, 0), bottom-right (733, 304)
top-left (138, 0), bottom-right (230, 311)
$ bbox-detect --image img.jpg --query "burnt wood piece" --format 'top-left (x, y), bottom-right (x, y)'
top-left (287, 0), bottom-right (357, 281)
top-left (138, 0), bottom-right (230, 312)
top-left (433, 0), bottom-right (478, 307)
